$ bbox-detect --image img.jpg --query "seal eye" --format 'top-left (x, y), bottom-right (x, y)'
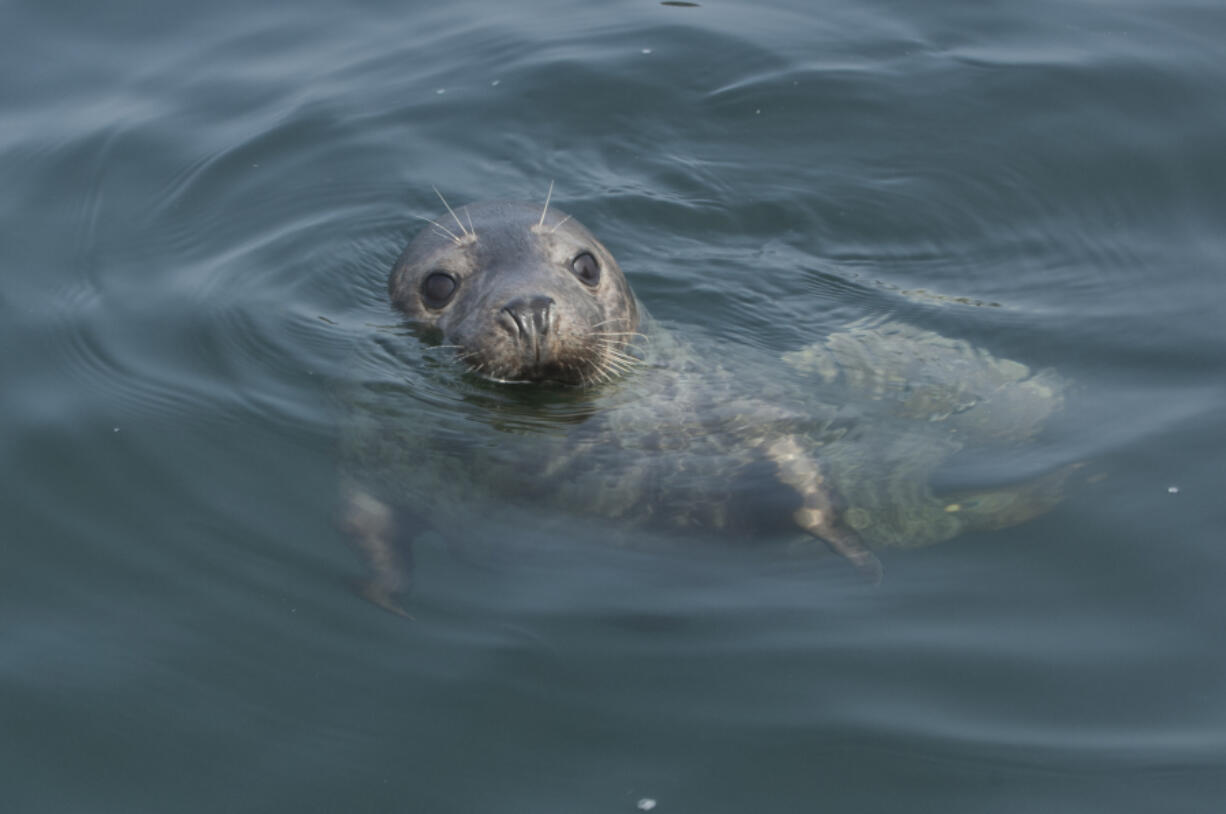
top-left (571, 252), bottom-right (601, 288)
top-left (421, 271), bottom-right (458, 308)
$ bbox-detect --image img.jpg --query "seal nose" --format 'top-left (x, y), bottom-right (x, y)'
top-left (499, 295), bottom-right (556, 340)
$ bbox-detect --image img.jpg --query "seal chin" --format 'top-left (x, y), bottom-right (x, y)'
top-left (505, 367), bottom-right (584, 386)
top-left (460, 345), bottom-right (593, 386)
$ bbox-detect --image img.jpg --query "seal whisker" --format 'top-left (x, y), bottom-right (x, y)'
top-left (582, 354), bottom-right (607, 383)
top-left (601, 342), bottom-right (642, 361)
top-left (412, 214), bottom-right (462, 245)
top-left (538, 180), bottom-right (554, 228)
top-left (455, 350), bottom-right (483, 368)
top-left (548, 214), bottom-right (573, 234)
top-left (605, 354), bottom-right (638, 370)
top-left (433, 186), bottom-right (471, 239)
top-left (609, 348), bottom-right (644, 360)
top-left (606, 360), bottom-right (635, 376)
top-left (598, 335), bottom-right (637, 351)
top-left (431, 226), bottom-right (461, 244)
top-left (600, 342), bottom-right (636, 359)
top-left (590, 317), bottom-right (640, 333)
top-left (597, 352), bottom-right (635, 375)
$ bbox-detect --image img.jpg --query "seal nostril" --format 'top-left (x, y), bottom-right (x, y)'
top-left (499, 303), bottom-right (527, 337)
top-left (528, 295), bottom-right (555, 336)
top-left (501, 296), bottom-right (555, 339)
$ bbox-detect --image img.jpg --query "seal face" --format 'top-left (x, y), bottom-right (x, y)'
top-left (388, 201), bottom-right (638, 385)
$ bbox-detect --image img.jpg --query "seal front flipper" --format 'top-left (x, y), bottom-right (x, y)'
top-left (764, 435), bottom-right (883, 584)
top-left (342, 487), bottom-right (414, 617)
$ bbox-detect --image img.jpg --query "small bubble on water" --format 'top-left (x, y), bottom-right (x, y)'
top-left (1168, 485), bottom-right (1180, 494)
top-left (436, 88), bottom-right (446, 95)
top-left (112, 427), bottom-right (119, 432)
top-left (637, 800), bottom-right (657, 811)
top-left (641, 48), bottom-right (653, 54)
top-left (491, 79), bottom-right (501, 86)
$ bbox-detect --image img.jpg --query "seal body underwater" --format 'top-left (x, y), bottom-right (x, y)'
top-left (341, 197), bottom-right (1073, 613)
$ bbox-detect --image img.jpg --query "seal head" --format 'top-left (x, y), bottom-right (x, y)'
top-left (388, 200), bottom-right (639, 385)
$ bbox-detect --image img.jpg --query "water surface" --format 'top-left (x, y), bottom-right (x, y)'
top-left (3, 0), bottom-right (1225, 811)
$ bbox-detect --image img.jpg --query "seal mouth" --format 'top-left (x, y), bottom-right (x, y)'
top-left (463, 355), bottom-right (589, 386)
top-left (453, 336), bottom-right (638, 387)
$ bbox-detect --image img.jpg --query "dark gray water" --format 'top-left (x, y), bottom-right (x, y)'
top-left (4, 0), bottom-right (1225, 811)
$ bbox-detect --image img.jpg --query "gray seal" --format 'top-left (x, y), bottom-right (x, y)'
top-left (343, 195), bottom-right (1075, 614)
